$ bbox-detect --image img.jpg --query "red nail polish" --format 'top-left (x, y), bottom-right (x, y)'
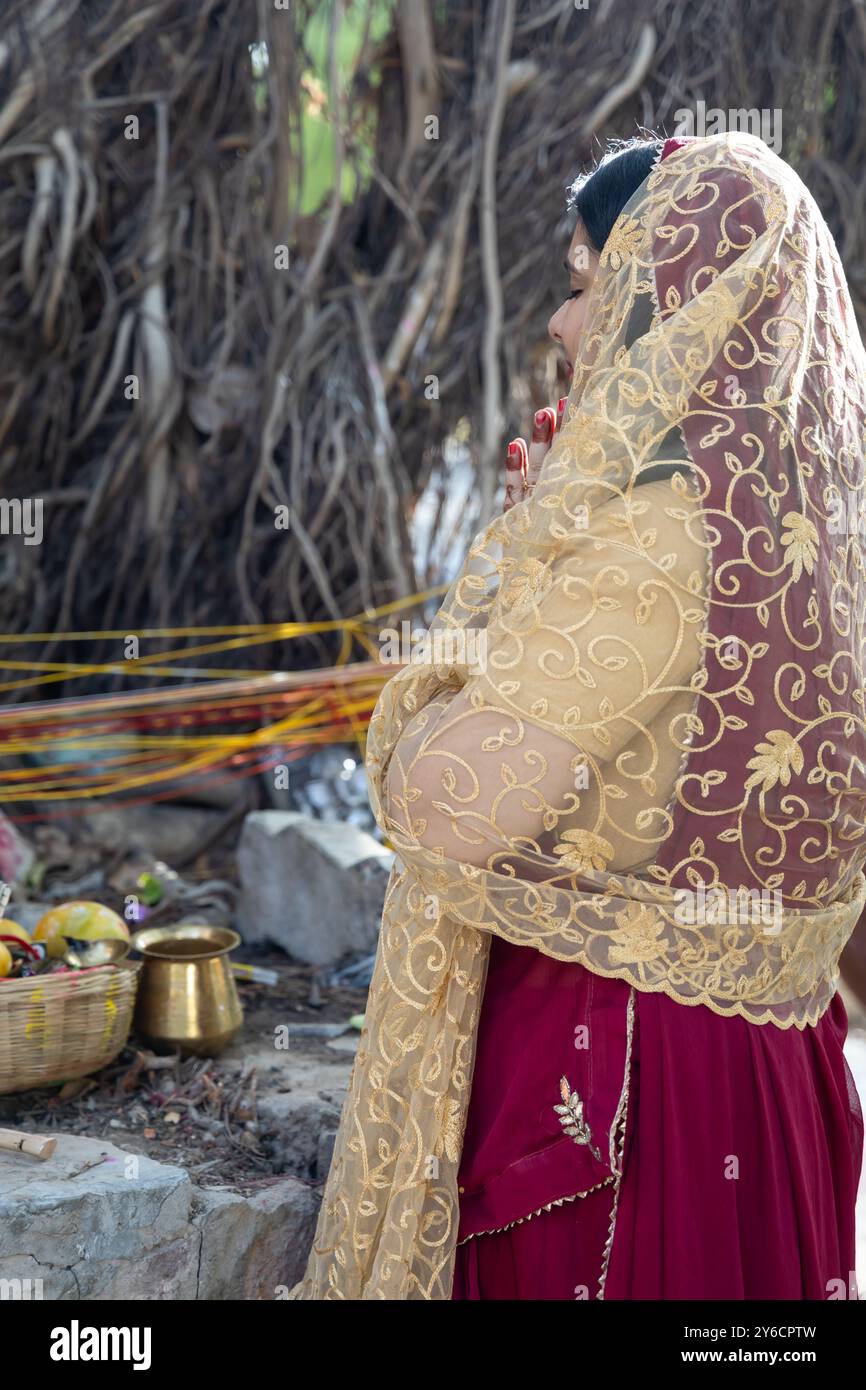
top-left (532, 413), bottom-right (551, 443)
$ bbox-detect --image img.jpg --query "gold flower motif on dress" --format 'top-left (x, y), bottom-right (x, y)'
top-left (744, 729), bottom-right (805, 793)
top-left (554, 1077), bottom-right (602, 1162)
top-left (502, 556), bottom-right (554, 611)
top-left (599, 215), bottom-right (644, 270)
top-left (552, 829), bottom-right (614, 872)
top-left (609, 902), bottom-right (667, 964)
top-left (780, 512), bottom-right (818, 581)
top-left (433, 1095), bottom-right (462, 1163)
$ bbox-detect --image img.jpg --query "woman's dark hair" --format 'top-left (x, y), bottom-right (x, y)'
top-left (568, 135), bottom-right (663, 253)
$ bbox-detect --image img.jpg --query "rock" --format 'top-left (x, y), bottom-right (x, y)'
top-left (236, 811), bottom-right (393, 966)
top-left (316, 1129), bottom-right (338, 1182)
top-left (0, 1135), bottom-right (197, 1300)
top-left (80, 804), bottom-right (221, 864)
top-left (194, 1179), bottom-right (320, 1299)
top-left (258, 1091), bottom-right (345, 1181)
top-left (0, 1131), bottom-right (323, 1300)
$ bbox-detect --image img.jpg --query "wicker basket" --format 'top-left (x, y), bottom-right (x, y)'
top-left (0, 961), bottom-right (141, 1095)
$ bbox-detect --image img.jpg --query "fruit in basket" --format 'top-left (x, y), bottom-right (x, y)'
top-left (0, 920), bottom-right (30, 947)
top-left (33, 902), bottom-right (130, 959)
top-left (0, 942), bottom-right (12, 977)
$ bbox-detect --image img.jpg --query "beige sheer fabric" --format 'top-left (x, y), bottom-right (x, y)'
top-left (384, 477), bottom-right (706, 871)
top-left (290, 132), bottom-right (866, 1299)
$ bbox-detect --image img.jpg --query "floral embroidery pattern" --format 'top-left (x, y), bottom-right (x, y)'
top-left (780, 512), bottom-right (818, 580)
top-left (609, 903), bottom-right (667, 964)
top-left (552, 829), bottom-right (614, 872)
top-left (502, 556), bottom-right (554, 611)
top-left (744, 730), bottom-right (805, 793)
top-left (434, 1095), bottom-right (463, 1164)
top-left (599, 214), bottom-right (644, 270)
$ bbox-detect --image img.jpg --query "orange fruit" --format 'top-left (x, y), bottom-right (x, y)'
top-left (0, 942), bottom-right (12, 978)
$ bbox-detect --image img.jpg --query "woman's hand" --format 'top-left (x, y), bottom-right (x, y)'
top-left (503, 397), bottom-right (567, 512)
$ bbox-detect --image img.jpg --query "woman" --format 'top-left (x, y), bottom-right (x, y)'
top-left (291, 131), bottom-right (865, 1300)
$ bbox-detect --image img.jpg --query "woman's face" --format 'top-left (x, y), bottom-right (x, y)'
top-left (548, 215), bottom-right (600, 378)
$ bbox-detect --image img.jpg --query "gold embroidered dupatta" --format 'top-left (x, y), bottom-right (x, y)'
top-left (290, 132), bottom-right (866, 1300)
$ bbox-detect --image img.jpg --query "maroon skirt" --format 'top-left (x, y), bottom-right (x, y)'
top-left (452, 934), bottom-right (863, 1300)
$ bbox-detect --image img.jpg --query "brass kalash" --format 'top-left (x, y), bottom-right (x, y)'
top-left (131, 924), bottom-right (243, 1056)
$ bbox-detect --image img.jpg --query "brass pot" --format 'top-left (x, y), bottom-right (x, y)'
top-left (131, 924), bottom-right (243, 1057)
